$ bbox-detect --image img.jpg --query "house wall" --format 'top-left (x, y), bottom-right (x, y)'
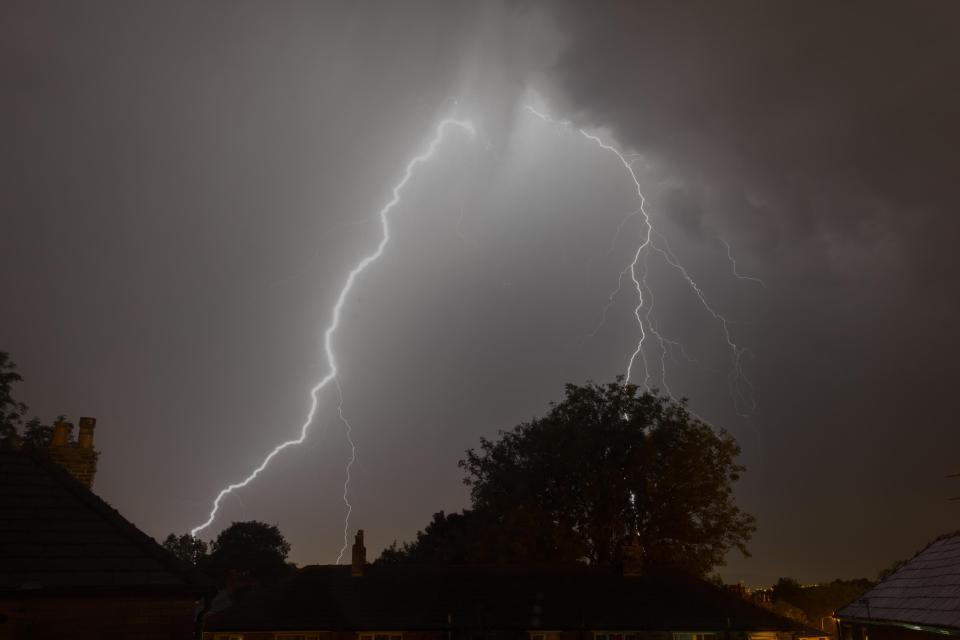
top-left (0, 594), bottom-right (200, 640)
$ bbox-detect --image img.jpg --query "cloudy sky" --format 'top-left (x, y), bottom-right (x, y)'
top-left (2, 1), bottom-right (958, 584)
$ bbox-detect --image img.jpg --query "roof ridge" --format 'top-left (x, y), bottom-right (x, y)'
top-left (23, 449), bottom-right (213, 594)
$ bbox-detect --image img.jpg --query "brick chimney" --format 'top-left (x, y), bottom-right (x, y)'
top-left (47, 417), bottom-right (99, 489)
top-left (77, 416), bottom-right (95, 449)
top-left (351, 529), bottom-right (366, 577)
top-left (51, 420), bottom-right (72, 447)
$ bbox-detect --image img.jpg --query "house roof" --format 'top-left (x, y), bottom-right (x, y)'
top-left (0, 449), bottom-right (214, 598)
top-left (836, 531), bottom-right (960, 632)
top-left (207, 563), bottom-right (816, 633)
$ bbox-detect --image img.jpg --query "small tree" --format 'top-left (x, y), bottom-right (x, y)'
top-left (206, 521), bottom-right (292, 586)
top-left (162, 533), bottom-right (209, 567)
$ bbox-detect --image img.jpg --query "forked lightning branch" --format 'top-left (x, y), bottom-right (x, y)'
top-left (190, 106), bottom-right (755, 554)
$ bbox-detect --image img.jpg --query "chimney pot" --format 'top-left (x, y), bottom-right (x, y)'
top-left (51, 421), bottom-right (72, 448)
top-left (77, 417), bottom-right (96, 449)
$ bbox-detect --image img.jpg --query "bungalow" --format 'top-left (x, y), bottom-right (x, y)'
top-left (204, 532), bottom-right (826, 640)
top-left (835, 532), bottom-right (960, 640)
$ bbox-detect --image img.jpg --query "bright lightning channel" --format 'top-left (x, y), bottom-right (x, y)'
top-left (525, 105), bottom-right (753, 411)
top-left (334, 379), bottom-right (356, 565)
top-left (587, 209), bottom-right (642, 338)
top-left (190, 118), bottom-right (475, 538)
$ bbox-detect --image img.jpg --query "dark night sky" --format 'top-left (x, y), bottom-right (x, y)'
top-left (2, 1), bottom-right (959, 584)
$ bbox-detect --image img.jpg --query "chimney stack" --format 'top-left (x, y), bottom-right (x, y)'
top-left (51, 421), bottom-right (72, 447)
top-left (351, 529), bottom-right (366, 577)
top-left (77, 416), bottom-right (96, 449)
top-left (46, 416), bottom-right (99, 489)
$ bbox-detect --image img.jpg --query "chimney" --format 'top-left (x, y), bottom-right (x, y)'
top-left (351, 529), bottom-right (366, 577)
top-left (77, 416), bottom-right (96, 449)
top-left (51, 421), bottom-right (72, 447)
top-left (46, 417), bottom-right (99, 489)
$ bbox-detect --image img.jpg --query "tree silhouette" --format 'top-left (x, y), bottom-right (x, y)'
top-left (0, 351), bottom-right (27, 445)
top-left (381, 379), bottom-right (755, 576)
top-left (206, 521), bottom-right (292, 586)
top-left (162, 533), bottom-right (209, 567)
top-left (0, 351), bottom-right (62, 449)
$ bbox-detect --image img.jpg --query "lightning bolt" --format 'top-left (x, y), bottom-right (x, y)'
top-left (638, 249), bottom-right (673, 398)
top-left (649, 231), bottom-right (754, 414)
top-left (190, 117), bottom-right (475, 538)
top-left (526, 105), bottom-right (656, 385)
top-left (720, 237), bottom-right (766, 288)
top-left (527, 106), bottom-right (660, 386)
top-left (334, 379), bottom-right (356, 565)
top-left (586, 209), bottom-right (642, 338)
top-left (525, 105), bottom-right (753, 412)
top-left (191, 104), bottom-right (755, 542)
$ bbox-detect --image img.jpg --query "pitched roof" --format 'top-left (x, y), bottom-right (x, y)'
top-left (836, 532), bottom-right (960, 632)
top-left (207, 563), bottom-right (815, 633)
top-left (0, 449), bottom-right (214, 597)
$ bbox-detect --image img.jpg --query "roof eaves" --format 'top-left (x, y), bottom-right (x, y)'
top-left (834, 615), bottom-right (960, 637)
top-left (22, 451), bottom-right (216, 596)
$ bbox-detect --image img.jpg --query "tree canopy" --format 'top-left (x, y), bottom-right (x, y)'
top-left (162, 533), bottom-right (209, 567)
top-left (162, 521), bottom-right (293, 592)
top-left (205, 521), bottom-right (292, 585)
top-left (380, 379), bottom-right (756, 576)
